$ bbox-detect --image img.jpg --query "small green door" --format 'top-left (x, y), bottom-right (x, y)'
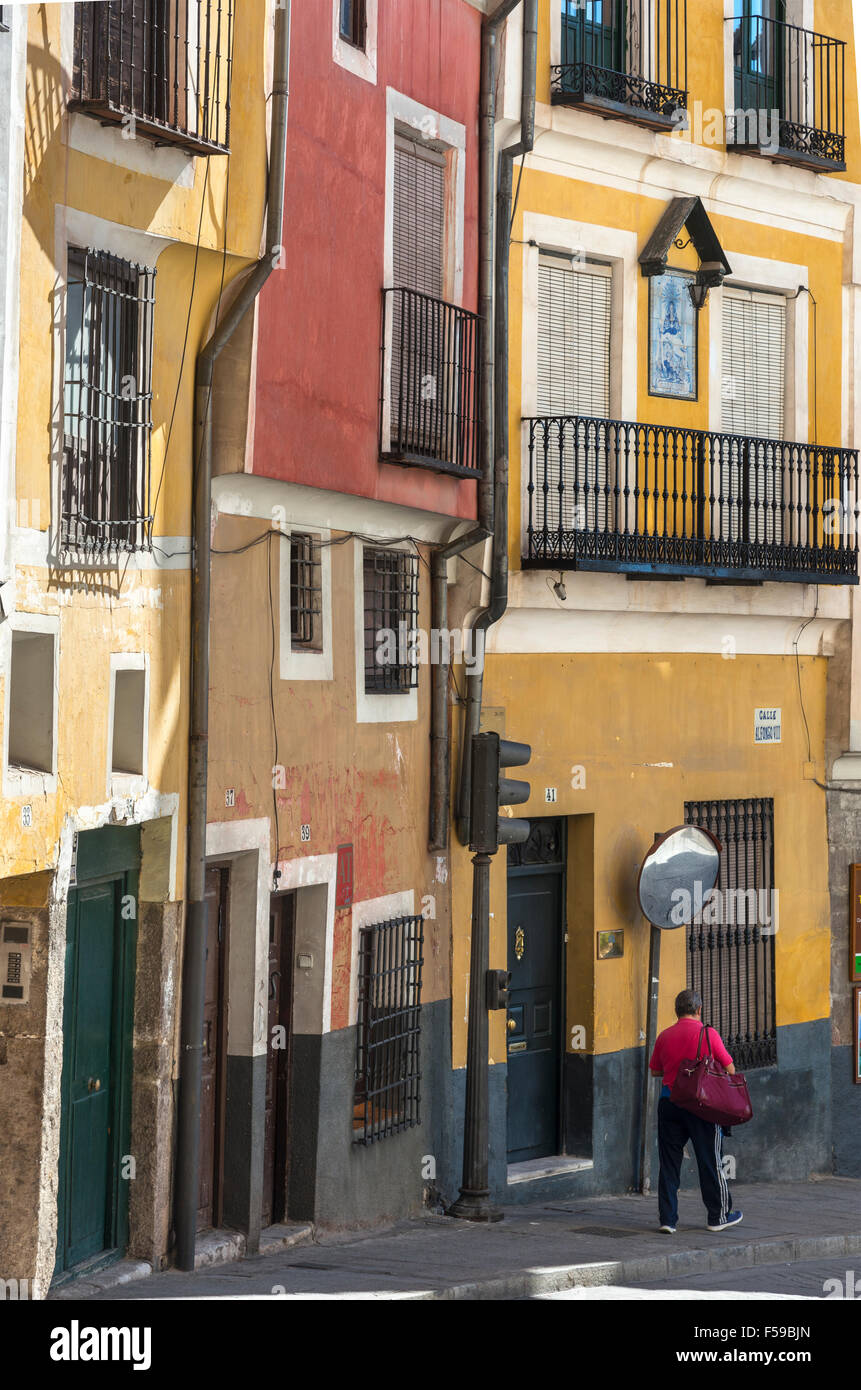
top-left (55, 829), bottom-right (139, 1278)
top-left (734, 0), bottom-right (785, 118)
top-left (562, 0), bottom-right (624, 76)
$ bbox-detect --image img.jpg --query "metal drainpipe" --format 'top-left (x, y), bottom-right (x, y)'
top-left (174, 0), bottom-right (291, 1273)
top-left (428, 0), bottom-right (524, 853)
top-left (454, 0), bottom-right (537, 846)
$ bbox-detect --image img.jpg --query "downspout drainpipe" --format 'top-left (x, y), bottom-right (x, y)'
top-left (174, 0), bottom-right (291, 1273)
top-left (429, 0), bottom-right (527, 851)
top-left (454, 0), bottom-right (537, 846)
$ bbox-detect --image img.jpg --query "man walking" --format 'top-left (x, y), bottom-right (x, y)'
top-left (649, 989), bottom-right (744, 1234)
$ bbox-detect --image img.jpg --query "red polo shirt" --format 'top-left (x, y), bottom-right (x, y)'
top-left (649, 1018), bottom-right (733, 1089)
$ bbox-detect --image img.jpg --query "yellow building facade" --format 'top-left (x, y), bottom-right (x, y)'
top-left (448, 0), bottom-right (861, 1199)
top-left (0, 1), bottom-right (271, 1294)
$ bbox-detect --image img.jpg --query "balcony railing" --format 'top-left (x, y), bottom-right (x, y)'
top-left (552, 1), bottom-right (687, 130)
top-left (379, 287), bottom-right (481, 479)
top-left (731, 12), bottom-right (845, 171)
top-left (70, 1), bottom-right (233, 157)
top-left (524, 416), bottom-right (859, 584)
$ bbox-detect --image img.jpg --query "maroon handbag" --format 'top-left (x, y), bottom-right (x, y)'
top-left (670, 1025), bottom-right (753, 1128)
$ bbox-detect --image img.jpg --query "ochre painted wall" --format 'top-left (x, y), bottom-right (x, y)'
top-left (2, 4), bottom-right (271, 889)
top-left (450, 652), bottom-right (831, 1069)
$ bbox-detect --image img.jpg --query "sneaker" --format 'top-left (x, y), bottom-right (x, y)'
top-left (658, 1224), bottom-right (676, 1234)
top-left (708, 1210), bottom-right (743, 1232)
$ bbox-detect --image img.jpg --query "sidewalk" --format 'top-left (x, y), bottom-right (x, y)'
top-left (54, 1175), bottom-right (861, 1301)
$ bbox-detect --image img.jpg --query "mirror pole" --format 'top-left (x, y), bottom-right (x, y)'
top-left (637, 922), bottom-right (662, 1194)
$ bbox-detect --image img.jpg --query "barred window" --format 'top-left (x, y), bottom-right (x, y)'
top-left (684, 798), bottom-right (777, 1070)
top-left (290, 532), bottom-right (322, 652)
top-left (363, 547), bottom-right (419, 694)
top-left (62, 247), bottom-right (155, 557)
top-left (339, 0), bottom-right (366, 49)
top-left (353, 915), bottom-right (424, 1144)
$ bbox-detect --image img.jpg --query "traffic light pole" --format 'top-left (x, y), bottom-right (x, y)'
top-left (448, 847), bottom-right (502, 1222)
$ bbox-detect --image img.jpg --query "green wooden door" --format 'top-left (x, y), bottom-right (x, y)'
top-left (562, 0), bottom-right (624, 75)
top-left (55, 830), bottom-right (138, 1277)
top-left (734, 0), bottom-right (785, 117)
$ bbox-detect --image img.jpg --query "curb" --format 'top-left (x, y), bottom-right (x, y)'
top-left (407, 1230), bottom-right (861, 1301)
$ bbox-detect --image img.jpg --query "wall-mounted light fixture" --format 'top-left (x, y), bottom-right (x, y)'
top-left (688, 261), bottom-right (726, 313)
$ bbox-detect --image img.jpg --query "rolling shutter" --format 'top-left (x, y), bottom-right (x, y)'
top-left (721, 288), bottom-right (786, 440)
top-left (393, 134), bottom-right (445, 297)
top-left (720, 288), bottom-right (787, 544)
top-left (537, 256), bottom-right (611, 417)
top-left (537, 256), bottom-right (612, 532)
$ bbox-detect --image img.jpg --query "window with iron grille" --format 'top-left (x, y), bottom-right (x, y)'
top-left (62, 247), bottom-right (156, 557)
top-left (684, 798), bottom-right (777, 1070)
top-left (363, 547), bottom-right (419, 695)
top-left (339, 0), bottom-right (366, 50)
top-left (71, 1), bottom-right (234, 156)
top-left (354, 914), bottom-right (424, 1144)
top-left (290, 532), bottom-right (322, 652)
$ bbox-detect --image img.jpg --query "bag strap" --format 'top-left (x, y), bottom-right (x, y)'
top-left (695, 1024), bottom-right (713, 1060)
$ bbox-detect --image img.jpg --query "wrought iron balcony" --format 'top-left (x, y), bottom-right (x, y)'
top-left (379, 287), bottom-right (481, 479)
top-left (731, 11), bottom-right (845, 171)
top-left (524, 416), bottom-right (859, 584)
top-left (551, 1), bottom-right (687, 130)
top-left (70, 1), bottom-right (233, 157)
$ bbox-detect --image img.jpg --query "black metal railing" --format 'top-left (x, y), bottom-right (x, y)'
top-left (62, 248), bottom-right (155, 557)
top-left (354, 915), bottom-right (424, 1145)
top-left (524, 416), bottom-right (859, 583)
top-left (552, 0), bottom-right (687, 128)
top-left (71, 0), bottom-right (233, 156)
top-left (380, 287), bottom-right (481, 478)
top-left (686, 799), bottom-right (777, 1072)
top-left (731, 12), bottom-right (845, 170)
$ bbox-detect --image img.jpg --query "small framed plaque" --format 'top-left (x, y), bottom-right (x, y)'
top-left (597, 930), bottom-right (624, 960)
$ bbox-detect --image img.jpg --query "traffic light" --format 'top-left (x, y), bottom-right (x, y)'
top-left (469, 732), bottom-right (531, 854)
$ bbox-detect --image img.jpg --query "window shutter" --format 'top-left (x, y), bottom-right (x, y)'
top-left (721, 288), bottom-right (786, 440)
top-left (393, 135), bottom-right (446, 297)
top-left (536, 257), bottom-right (612, 533)
top-left (720, 289), bottom-right (787, 545)
top-left (537, 257), bottom-right (611, 417)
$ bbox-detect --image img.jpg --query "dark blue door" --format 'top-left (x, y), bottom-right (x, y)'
top-left (506, 868), bottom-right (563, 1162)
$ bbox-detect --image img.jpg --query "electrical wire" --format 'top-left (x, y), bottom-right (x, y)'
top-left (150, 159), bottom-right (211, 536)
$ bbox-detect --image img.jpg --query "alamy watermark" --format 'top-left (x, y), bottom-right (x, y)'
top-left (375, 622), bottom-right (485, 675)
top-left (670, 882), bottom-right (779, 934)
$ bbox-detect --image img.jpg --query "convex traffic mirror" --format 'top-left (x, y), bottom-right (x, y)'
top-left (637, 825), bottom-right (721, 930)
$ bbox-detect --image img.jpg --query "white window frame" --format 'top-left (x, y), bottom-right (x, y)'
top-left (348, 890), bottom-right (416, 1027)
top-left (354, 539), bottom-right (419, 726)
top-left (520, 211), bottom-right (638, 557)
top-left (278, 523), bottom-right (333, 682)
top-left (710, 254), bottom-right (808, 548)
top-left (708, 251), bottom-right (807, 442)
top-left (2, 613), bottom-right (59, 798)
top-left (107, 651), bottom-right (150, 799)
top-left (52, 208), bottom-right (171, 569)
top-left (380, 91), bottom-right (467, 455)
top-left (332, 0), bottom-right (378, 86)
